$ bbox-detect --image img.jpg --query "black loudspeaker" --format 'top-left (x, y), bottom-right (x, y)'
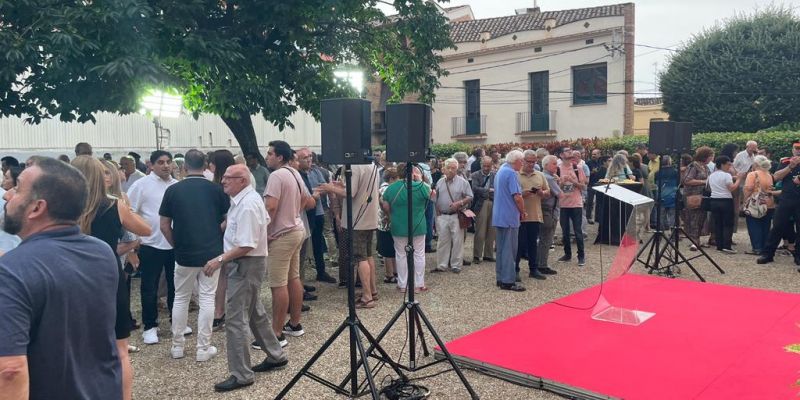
top-left (648, 121), bottom-right (692, 155)
top-left (385, 103), bottom-right (431, 162)
top-left (321, 98), bottom-right (372, 164)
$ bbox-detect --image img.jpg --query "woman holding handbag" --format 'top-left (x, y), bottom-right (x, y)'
top-left (708, 156), bottom-right (747, 253)
top-left (683, 147), bottom-right (715, 251)
top-left (743, 155), bottom-right (778, 255)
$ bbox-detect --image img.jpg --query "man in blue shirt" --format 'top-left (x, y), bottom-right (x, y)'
top-left (0, 158), bottom-right (122, 399)
top-left (492, 150), bottom-right (527, 292)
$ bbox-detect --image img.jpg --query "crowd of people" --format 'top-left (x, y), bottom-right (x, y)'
top-left (1, 138), bottom-right (798, 399)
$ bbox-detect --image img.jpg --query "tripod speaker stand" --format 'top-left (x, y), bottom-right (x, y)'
top-left (636, 155), bottom-right (725, 281)
top-left (340, 162), bottom-right (480, 399)
top-left (276, 164), bottom-right (407, 399)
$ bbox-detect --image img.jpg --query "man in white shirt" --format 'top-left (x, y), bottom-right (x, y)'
top-left (127, 150), bottom-right (178, 345)
top-left (733, 140), bottom-right (758, 174)
top-left (209, 164), bottom-right (288, 392)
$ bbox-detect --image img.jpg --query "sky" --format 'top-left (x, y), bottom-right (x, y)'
top-left (379, 0), bottom-right (794, 96)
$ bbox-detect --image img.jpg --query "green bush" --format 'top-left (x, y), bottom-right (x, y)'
top-left (692, 131), bottom-right (799, 159)
top-left (430, 142), bottom-right (473, 159)
top-left (418, 130), bottom-right (798, 160)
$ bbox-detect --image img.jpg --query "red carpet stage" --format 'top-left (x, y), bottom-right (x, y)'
top-left (440, 274), bottom-right (800, 399)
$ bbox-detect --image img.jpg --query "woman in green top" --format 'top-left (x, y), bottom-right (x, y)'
top-left (382, 163), bottom-right (433, 292)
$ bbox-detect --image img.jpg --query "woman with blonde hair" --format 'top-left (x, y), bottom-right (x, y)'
top-left (605, 153), bottom-right (636, 181)
top-left (743, 155), bottom-right (778, 255)
top-left (72, 156), bottom-right (151, 400)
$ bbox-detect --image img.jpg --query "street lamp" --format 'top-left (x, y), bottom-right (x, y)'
top-left (334, 70), bottom-right (364, 96)
top-left (140, 90), bottom-right (182, 150)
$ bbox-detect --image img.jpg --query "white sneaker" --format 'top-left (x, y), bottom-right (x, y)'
top-left (183, 326), bottom-right (193, 336)
top-left (171, 345), bottom-right (184, 359)
top-left (143, 328), bottom-right (159, 345)
top-left (196, 346), bottom-right (218, 362)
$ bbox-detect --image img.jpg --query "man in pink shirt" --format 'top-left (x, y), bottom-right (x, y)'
top-left (556, 148), bottom-right (588, 266)
top-left (264, 141), bottom-right (316, 346)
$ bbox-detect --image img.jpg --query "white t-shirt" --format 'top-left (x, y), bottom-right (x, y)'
top-left (708, 170), bottom-right (733, 199)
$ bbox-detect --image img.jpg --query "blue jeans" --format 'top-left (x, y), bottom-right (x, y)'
top-left (745, 209), bottom-right (774, 253)
top-left (495, 227), bottom-right (519, 285)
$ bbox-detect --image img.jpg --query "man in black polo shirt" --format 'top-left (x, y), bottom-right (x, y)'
top-left (160, 149), bottom-right (230, 362)
top-left (0, 158), bottom-right (122, 399)
top-left (758, 140), bottom-right (800, 266)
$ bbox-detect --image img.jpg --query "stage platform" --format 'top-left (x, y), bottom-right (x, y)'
top-left (438, 274), bottom-right (800, 399)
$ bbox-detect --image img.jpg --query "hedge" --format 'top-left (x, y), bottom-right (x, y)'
top-left (599, 131), bottom-right (800, 159)
top-left (377, 131), bottom-right (799, 160)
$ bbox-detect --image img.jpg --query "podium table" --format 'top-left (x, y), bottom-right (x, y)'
top-left (593, 182), bottom-right (645, 245)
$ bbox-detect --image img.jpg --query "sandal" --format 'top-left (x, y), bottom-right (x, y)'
top-left (355, 300), bottom-right (376, 309)
top-left (356, 292), bottom-right (379, 301)
top-left (383, 276), bottom-right (397, 284)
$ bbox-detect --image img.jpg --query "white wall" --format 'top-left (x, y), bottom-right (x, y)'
top-left (433, 16), bottom-right (626, 144)
top-left (0, 110), bottom-right (321, 161)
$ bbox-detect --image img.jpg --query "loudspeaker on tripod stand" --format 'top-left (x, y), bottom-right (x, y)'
top-left (321, 98), bottom-right (373, 165)
top-left (385, 103), bottom-right (431, 163)
top-left (648, 121), bottom-right (693, 155)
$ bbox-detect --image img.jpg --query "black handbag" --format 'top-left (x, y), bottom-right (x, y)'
top-left (700, 178), bottom-right (712, 211)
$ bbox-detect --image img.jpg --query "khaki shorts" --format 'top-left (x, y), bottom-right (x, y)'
top-left (351, 230), bottom-right (374, 263)
top-left (267, 229), bottom-right (305, 288)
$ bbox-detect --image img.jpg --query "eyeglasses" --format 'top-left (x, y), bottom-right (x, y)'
top-left (222, 175), bottom-right (246, 180)
top-left (793, 144), bottom-right (800, 150)
top-left (524, 159), bottom-right (537, 164)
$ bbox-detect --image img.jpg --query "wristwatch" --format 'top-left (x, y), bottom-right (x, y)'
top-left (217, 256), bottom-right (224, 264)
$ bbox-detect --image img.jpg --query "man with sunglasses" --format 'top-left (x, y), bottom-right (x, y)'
top-left (757, 140), bottom-right (800, 266)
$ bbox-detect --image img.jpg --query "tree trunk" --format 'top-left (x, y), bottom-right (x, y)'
top-left (221, 110), bottom-right (267, 166)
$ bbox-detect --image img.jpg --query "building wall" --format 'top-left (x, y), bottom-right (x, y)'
top-left (633, 105), bottom-right (670, 135)
top-left (433, 16), bottom-right (628, 145)
top-left (0, 111), bottom-right (321, 161)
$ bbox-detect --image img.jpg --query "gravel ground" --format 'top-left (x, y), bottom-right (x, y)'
top-left (130, 221), bottom-right (799, 399)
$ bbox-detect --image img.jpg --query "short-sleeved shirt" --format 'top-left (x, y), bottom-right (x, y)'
top-left (340, 164), bottom-right (380, 231)
top-left (226, 185), bottom-right (270, 256)
top-left (708, 170), bottom-right (734, 199)
top-left (558, 163), bottom-right (586, 209)
top-left (777, 162), bottom-right (800, 201)
top-left (434, 175), bottom-right (473, 213)
top-left (518, 170), bottom-right (549, 223)
top-left (383, 180), bottom-right (431, 237)
top-left (492, 163), bottom-right (523, 228)
top-left (159, 175), bottom-right (230, 266)
top-left (127, 173), bottom-right (178, 249)
top-left (0, 226), bottom-right (121, 400)
top-left (264, 166), bottom-right (307, 238)
top-left (543, 170), bottom-right (561, 210)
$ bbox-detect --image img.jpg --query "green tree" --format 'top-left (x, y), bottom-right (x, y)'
top-left (0, 0), bottom-right (452, 162)
top-left (659, 7), bottom-right (800, 133)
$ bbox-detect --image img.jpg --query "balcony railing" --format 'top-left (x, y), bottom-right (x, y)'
top-left (451, 115), bottom-right (487, 137)
top-left (515, 110), bottom-right (557, 134)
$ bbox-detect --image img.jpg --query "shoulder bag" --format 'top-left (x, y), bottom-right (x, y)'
top-left (743, 172), bottom-right (768, 218)
top-left (445, 179), bottom-right (471, 229)
top-left (683, 163), bottom-right (703, 210)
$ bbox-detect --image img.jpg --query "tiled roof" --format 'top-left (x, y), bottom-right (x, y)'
top-left (449, 3), bottom-right (628, 43)
top-left (635, 97), bottom-right (663, 106)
